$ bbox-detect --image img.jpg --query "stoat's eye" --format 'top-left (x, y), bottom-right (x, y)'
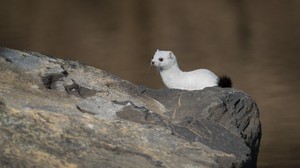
top-left (159, 58), bottom-right (163, 62)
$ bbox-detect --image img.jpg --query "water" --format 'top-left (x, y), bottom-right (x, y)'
top-left (1, 0), bottom-right (300, 167)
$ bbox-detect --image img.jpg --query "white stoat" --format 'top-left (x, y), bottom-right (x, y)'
top-left (151, 49), bottom-right (232, 90)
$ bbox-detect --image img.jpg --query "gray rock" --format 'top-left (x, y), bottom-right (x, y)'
top-left (0, 47), bottom-right (261, 168)
top-left (77, 96), bottom-right (124, 119)
top-left (143, 88), bottom-right (261, 167)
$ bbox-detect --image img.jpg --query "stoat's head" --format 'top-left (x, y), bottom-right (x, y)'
top-left (151, 49), bottom-right (177, 71)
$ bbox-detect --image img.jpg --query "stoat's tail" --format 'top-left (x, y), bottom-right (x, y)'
top-left (218, 75), bottom-right (232, 88)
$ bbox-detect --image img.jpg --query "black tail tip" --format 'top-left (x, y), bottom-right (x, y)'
top-left (218, 75), bottom-right (232, 88)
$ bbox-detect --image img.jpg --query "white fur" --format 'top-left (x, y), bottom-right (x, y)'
top-left (151, 50), bottom-right (218, 90)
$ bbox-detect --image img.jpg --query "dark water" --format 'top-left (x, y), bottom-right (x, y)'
top-left (1, 0), bottom-right (300, 167)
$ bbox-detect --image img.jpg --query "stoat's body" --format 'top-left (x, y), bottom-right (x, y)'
top-left (151, 50), bottom-right (232, 90)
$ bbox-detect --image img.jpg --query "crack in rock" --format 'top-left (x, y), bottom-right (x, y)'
top-left (64, 81), bottom-right (97, 98)
top-left (42, 71), bottom-right (68, 89)
top-left (41, 67), bottom-right (97, 98)
top-left (113, 100), bottom-right (166, 126)
top-left (76, 97), bottom-right (124, 119)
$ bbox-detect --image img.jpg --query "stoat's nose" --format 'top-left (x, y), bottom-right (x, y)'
top-left (151, 61), bottom-right (155, 65)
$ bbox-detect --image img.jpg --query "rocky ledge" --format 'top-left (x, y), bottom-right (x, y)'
top-left (0, 47), bottom-right (261, 168)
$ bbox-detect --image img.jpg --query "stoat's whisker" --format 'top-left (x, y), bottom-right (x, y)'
top-left (148, 63), bottom-right (152, 72)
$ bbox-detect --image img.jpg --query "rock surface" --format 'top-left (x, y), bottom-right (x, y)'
top-left (0, 47), bottom-right (261, 168)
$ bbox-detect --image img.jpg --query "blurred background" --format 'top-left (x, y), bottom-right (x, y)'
top-left (0, 0), bottom-right (299, 167)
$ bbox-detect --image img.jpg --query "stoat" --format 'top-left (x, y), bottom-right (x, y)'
top-left (151, 50), bottom-right (232, 90)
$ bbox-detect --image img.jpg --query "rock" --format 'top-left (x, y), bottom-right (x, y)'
top-left (143, 88), bottom-right (261, 167)
top-left (0, 47), bottom-right (261, 168)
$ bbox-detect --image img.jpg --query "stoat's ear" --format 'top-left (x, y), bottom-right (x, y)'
top-left (156, 49), bottom-right (159, 52)
top-left (169, 51), bottom-right (174, 59)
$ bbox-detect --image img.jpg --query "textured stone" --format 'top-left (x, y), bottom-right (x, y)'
top-left (143, 87), bottom-right (261, 167)
top-left (0, 47), bottom-right (261, 168)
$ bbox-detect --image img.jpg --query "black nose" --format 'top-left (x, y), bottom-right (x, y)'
top-left (151, 61), bottom-right (155, 65)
